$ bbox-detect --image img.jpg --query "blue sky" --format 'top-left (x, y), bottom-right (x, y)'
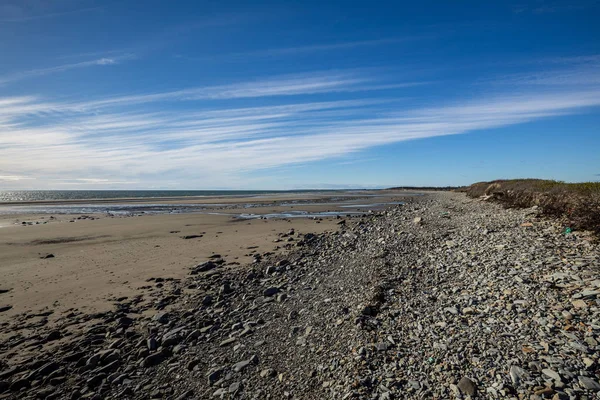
top-left (0, 0), bottom-right (599, 189)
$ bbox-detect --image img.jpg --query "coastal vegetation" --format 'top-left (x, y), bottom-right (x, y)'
top-left (466, 179), bottom-right (600, 235)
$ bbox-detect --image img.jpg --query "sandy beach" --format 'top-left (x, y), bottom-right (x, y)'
top-left (0, 191), bottom-right (599, 399)
top-left (0, 191), bottom-right (408, 325)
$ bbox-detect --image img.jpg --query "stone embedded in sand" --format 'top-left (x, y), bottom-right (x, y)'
top-left (44, 330), bottom-right (61, 342)
top-left (190, 261), bottom-right (217, 274)
top-left (40, 253), bottom-right (54, 259)
top-left (0, 305), bottom-right (12, 313)
top-left (0, 288), bottom-right (10, 295)
top-left (181, 234), bottom-right (203, 240)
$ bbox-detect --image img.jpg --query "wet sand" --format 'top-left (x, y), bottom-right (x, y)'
top-left (0, 191), bottom-right (412, 326)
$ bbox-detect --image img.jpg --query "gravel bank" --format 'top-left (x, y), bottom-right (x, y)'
top-left (1, 191), bottom-right (598, 399)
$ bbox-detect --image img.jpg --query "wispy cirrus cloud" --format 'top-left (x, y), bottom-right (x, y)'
top-left (0, 55), bottom-right (134, 86)
top-left (185, 37), bottom-right (418, 62)
top-left (490, 54), bottom-right (600, 86)
top-left (0, 66), bottom-right (599, 189)
top-left (512, 0), bottom-right (599, 14)
top-left (68, 71), bottom-right (420, 110)
top-left (0, 4), bottom-right (101, 23)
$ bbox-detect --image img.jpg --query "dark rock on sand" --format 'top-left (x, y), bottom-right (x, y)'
top-left (181, 235), bottom-right (203, 240)
top-left (190, 261), bottom-right (217, 274)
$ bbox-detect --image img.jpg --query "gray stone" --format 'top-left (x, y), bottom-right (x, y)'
top-left (375, 342), bottom-right (388, 352)
top-left (542, 369), bottom-right (562, 382)
top-left (260, 368), bottom-right (276, 378)
top-left (510, 365), bottom-right (528, 386)
top-left (578, 376), bottom-right (600, 391)
top-left (228, 381), bottom-right (242, 393)
top-left (457, 377), bottom-right (477, 396)
top-left (220, 337), bottom-right (236, 347)
top-left (153, 312), bottom-right (169, 324)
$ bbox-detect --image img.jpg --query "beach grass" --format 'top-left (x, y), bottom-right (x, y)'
top-left (465, 179), bottom-right (600, 235)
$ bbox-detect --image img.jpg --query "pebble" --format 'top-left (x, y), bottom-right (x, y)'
top-left (542, 369), bottom-right (562, 382)
top-left (457, 376), bottom-right (477, 396)
top-left (578, 376), bottom-right (600, 391)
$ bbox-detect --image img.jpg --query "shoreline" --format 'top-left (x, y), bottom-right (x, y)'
top-left (1, 192), bottom-right (597, 399)
top-left (0, 191), bottom-right (413, 322)
top-left (0, 189), bottom-right (398, 207)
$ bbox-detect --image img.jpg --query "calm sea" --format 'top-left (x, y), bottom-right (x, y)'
top-left (0, 190), bottom-right (316, 203)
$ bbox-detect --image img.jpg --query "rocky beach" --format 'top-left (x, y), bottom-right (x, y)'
top-left (0, 191), bottom-right (599, 399)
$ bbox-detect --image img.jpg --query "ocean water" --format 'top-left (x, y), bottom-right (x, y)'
top-left (0, 190), bottom-right (406, 218)
top-left (0, 190), bottom-right (318, 203)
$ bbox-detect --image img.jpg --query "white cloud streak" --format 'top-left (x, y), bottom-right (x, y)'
top-left (0, 55), bottom-right (133, 86)
top-left (0, 68), bottom-right (599, 189)
top-left (0, 6), bottom-right (101, 23)
top-left (493, 54), bottom-right (600, 86)
top-left (191, 38), bottom-right (416, 61)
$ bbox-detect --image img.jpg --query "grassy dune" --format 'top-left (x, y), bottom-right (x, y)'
top-left (465, 179), bottom-right (600, 235)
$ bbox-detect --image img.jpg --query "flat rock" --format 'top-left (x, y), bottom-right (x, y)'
top-left (143, 352), bottom-right (164, 367)
top-left (233, 359), bottom-right (251, 372)
top-left (578, 376), bottom-right (600, 391)
top-left (220, 337), bottom-right (236, 347)
top-left (457, 377), bottom-right (477, 396)
top-left (542, 369), bottom-right (562, 382)
top-left (152, 312), bottom-right (169, 324)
